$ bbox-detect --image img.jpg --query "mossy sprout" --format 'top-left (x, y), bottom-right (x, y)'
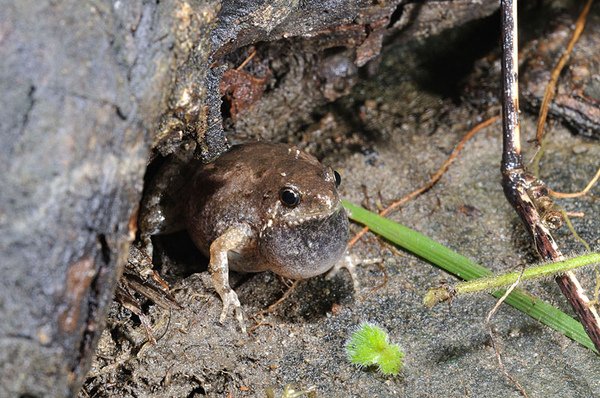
top-left (345, 322), bottom-right (404, 376)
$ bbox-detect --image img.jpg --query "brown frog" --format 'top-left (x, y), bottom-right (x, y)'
top-left (139, 142), bottom-right (349, 332)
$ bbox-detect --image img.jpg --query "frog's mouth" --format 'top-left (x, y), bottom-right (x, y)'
top-left (281, 202), bottom-right (343, 227)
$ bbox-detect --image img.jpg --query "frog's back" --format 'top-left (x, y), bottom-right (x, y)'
top-left (186, 142), bottom-right (314, 253)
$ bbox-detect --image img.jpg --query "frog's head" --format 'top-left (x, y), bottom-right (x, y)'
top-left (258, 146), bottom-right (349, 279)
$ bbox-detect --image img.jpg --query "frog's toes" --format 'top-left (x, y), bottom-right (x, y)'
top-left (327, 253), bottom-right (384, 289)
top-left (219, 290), bottom-right (246, 333)
top-left (327, 252), bottom-right (360, 288)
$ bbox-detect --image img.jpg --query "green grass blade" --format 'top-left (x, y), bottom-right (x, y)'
top-left (343, 200), bottom-right (597, 353)
top-left (426, 253), bottom-right (600, 305)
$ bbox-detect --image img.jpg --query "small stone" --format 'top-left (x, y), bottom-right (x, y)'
top-left (572, 144), bottom-right (589, 155)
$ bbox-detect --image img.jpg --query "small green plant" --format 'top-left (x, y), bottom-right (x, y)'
top-left (345, 322), bottom-right (404, 376)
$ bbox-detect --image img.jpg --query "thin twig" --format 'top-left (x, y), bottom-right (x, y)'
top-left (549, 166), bottom-right (600, 198)
top-left (500, 0), bottom-right (600, 352)
top-left (486, 267), bottom-right (529, 398)
top-left (560, 209), bottom-right (592, 251)
top-left (248, 319), bottom-right (274, 334)
top-left (565, 211), bottom-right (584, 218)
top-left (253, 280), bottom-right (300, 317)
top-left (535, 0), bottom-right (593, 145)
top-left (236, 49), bottom-right (257, 71)
top-left (369, 260), bottom-right (389, 293)
top-left (500, 0), bottom-right (522, 173)
top-left (348, 115), bottom-right (500, 248)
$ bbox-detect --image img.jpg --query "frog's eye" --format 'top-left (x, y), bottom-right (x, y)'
top-left (279, 187), bottom-right (301, 208)
top-left (333, 170), bottom-right (342, 188)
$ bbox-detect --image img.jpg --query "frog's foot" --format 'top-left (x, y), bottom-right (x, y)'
top-left (219, 289), bottom-right (246, 333)
top-left (327, 252), bottom-right (360, 289)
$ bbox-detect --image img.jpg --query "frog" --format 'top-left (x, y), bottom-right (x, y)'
top-left (138, 142), bottom-right (350, 332)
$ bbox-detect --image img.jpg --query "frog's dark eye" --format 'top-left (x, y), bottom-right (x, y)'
top-left (333, 170), bottom-right (341, 188)
top-left (279, 187), bottom-right (301, 208)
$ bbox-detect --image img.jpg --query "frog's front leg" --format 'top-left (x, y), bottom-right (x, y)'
top-left (209, 225), bottom-right (252, 333)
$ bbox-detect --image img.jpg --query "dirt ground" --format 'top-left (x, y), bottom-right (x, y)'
top-left (81, 7), bottom-right (600, 398)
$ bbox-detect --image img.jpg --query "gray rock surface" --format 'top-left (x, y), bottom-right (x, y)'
top-left (0, 0), bottom-right (221, 395)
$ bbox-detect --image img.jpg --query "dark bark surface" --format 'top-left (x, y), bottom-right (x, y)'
top-left (1, 0), bottom-right (506, 396)
top-left (0, 1), bottom-right (220, 396)
top-left (521, 8), bottom-right (600, 138)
